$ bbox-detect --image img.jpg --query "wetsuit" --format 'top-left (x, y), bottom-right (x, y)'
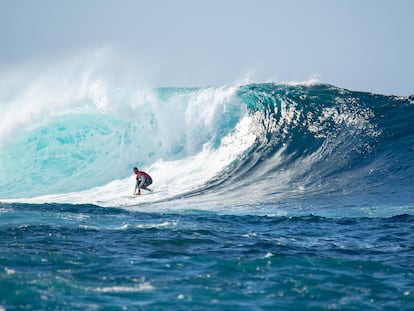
top-left (135, 170), bottom-right (152, 193)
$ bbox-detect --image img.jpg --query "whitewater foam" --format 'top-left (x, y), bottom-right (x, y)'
top-left (0, 80), bottom-right (251, 199)
top-left (4, 113), bottom-right (257, 208)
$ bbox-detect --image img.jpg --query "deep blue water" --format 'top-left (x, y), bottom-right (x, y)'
top-left (1, 204), bottom-right (413, 310)
top-left (1, 83), bottom-right (413, 309)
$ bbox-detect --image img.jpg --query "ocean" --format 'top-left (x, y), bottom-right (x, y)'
top-left (0, 83), bottom-right (413, 310)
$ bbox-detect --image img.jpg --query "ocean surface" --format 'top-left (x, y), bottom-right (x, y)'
top-left (1, 82), bottom-right (413, 310)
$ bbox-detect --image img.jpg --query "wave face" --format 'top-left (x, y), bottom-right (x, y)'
top-left (1, 83), bottom-right (413, 213)
top-left (233, 84), bottom-right (414, 208)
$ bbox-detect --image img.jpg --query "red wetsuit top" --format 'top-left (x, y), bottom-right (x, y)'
top-left (136, 171), bottom-right (151, 180)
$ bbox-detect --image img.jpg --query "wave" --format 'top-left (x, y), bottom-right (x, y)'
top-left (0, 84), bottom-right (252, 199)
top-left (1, 81), bottom-right (413, 213)
top-left (235, 84), bottom-right (414, 208)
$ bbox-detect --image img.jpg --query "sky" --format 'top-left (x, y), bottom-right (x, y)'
top-left (0, 0), bottom-right (413, 95)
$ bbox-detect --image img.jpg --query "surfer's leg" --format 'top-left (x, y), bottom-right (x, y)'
top-left (141, 178), bottom-right (153, 192)
top-left (141, 186), bottom-right (153, 192)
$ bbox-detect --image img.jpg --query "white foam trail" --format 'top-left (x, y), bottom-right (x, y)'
top-left (93, 282), bottom-right (154, 293)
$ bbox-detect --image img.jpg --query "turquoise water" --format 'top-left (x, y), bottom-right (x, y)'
top-left (1, 83), bottom-right (413, 309)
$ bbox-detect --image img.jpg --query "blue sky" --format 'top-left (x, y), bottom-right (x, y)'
top-left (1, 0), bottom-right (413, 95)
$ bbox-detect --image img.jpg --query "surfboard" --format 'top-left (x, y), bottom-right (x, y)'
top-left (121, 195), bottom-right (140, 199)
top-left (122, 190), bottom-right (154, 199)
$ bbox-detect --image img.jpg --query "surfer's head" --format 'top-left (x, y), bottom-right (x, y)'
top-left (133, 167), bottom-right (138, 173)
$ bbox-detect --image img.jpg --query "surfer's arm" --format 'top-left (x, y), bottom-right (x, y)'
top-left (134, 179), bottom-right (140, 195)
top-left (134, 176), bottom-right (146, 195)
top-left (139, 175), bottom-right (146, 188)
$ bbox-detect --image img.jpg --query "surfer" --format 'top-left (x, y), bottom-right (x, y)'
top-left (133, 167), bottom-right (153, 195)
